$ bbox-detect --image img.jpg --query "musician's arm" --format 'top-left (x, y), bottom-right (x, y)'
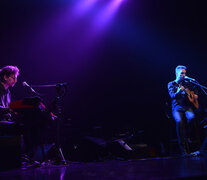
top-left (0, 106), bottom-right (12, 121)
top-left (0, 106), bottom-right (11, 113)
top-left (168, 82), bottom-right (183, 99)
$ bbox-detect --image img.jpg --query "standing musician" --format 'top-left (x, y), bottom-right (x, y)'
top-left (168, 65), bottom-right (199, 156)
top-left (0, 65), bottom-right (19, 123)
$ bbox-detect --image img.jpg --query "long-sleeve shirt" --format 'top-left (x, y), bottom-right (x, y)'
top-left (0, 83), bottom-right (11, 120)
top-left (168, 80), bottom-right (198, 111)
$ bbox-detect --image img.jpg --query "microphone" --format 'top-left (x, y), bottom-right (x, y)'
top-left (184, 76), bottom-right (196, 81)
top-left (22, 81), bottom-right (36, 93)
top-left (56, 82), bottom-right (67, 87)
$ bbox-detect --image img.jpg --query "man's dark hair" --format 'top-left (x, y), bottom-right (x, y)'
top-left (175, 65), bottom-right (187, 75)
top-left (0, 65), bottom-right (19, 82)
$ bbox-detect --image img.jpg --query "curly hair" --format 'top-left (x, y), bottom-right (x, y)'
top-left (0, 65), bottom-right (20, 82)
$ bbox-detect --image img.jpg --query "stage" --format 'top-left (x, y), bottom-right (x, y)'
top-left (1, 156), bottom-right (207, 180)
top-left (1, 1), bottom-right (207, 179)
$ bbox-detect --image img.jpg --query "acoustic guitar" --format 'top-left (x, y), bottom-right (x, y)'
top-left (175, 82), bottom-right (199, 109)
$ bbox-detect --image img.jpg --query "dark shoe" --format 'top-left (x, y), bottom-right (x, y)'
top-left (189, 151), bottom-right (200, 157)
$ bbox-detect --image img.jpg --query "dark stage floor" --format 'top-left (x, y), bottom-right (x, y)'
top-left (1, 157), bottom-right (207, 180)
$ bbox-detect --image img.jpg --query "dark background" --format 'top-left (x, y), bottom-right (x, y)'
top-left (0, 0), bottom-right (207, 148)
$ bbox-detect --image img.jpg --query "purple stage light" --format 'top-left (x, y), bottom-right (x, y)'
top-left (115, 0), bottom-right (124, 3)
top-left (64, 0), bottom-right (125, 71)
top-left (93, 0), bottom-right (124, 31)
top-left (73, 0), bottom-right (98, 16)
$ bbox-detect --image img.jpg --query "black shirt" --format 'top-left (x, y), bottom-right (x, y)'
top-left (168, 80), bottom-right (198, 111)
top-left (0, 83), bottom-right (11, 120)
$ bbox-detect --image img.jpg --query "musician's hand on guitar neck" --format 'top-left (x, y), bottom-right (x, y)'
top-left (194, 94), bottom-right (198, 100)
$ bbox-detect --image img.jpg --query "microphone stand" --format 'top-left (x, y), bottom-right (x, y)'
top-left (54, 84), bottom-right (67, 164)
top-left (187, 80), bottom-right (207, 97)
top-left (188, 80), bottom-right (207, 90)
top-left (30, 83), bottom-right (68, 165)
top-left (188, 80), bottom-right (207, 148)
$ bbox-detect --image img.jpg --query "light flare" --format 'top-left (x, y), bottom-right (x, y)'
top-left (93, 0), bottom-right (124, 31)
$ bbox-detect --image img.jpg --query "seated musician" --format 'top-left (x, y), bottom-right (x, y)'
top-left (0, 65), bottom-right (19, 123)
top-left (168, 65), bottom-right (199, 156)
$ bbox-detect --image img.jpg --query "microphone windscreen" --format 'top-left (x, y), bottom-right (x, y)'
top-left (22, 81), bottom-right (28, 87)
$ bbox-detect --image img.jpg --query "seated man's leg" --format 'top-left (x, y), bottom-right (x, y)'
top-left (173, 110), bottom-right (188, 155)
top-left (185, 108), bottom-right (195, 124)
top-left (185, 109), bottom-right (199, 144)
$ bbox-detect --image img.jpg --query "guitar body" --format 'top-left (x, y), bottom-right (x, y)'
top-left (186, 88), bottom-right (199, 109)
top-left (174, 82), bottom-right (199, 109)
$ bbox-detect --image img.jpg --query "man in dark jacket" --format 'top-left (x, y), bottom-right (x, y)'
top-left (0, 65), bottom-right (19, 122)
top-left (168, 65), bottom-right (198, 156)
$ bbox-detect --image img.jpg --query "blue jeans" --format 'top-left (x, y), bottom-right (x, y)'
top-left (172, 108), bottom-right (196, 154)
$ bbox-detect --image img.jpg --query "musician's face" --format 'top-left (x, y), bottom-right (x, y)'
top-left (4, 73), bottom-right (18, 87)
top-left (176, 69), bottom-right (186, 80)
